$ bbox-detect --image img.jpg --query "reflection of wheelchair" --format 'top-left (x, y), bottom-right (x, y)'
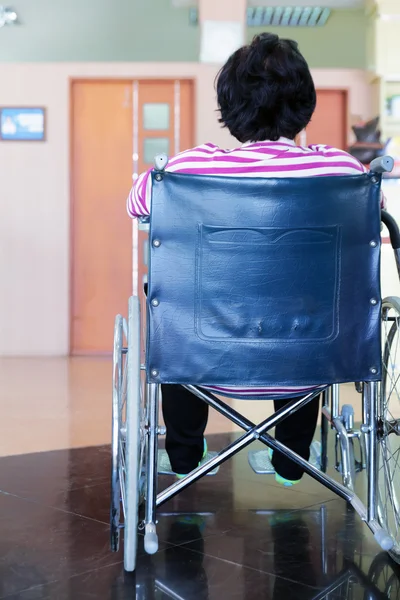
top-left (110, 153), bottom-right (400, 572)
top-left (126, 508), bottom-right (400, 599)
top-left (258, 507), bottom-right (400, 600)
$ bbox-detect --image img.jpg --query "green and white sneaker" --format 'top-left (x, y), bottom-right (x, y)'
top-left (269, 449), bottom-right (300, 487)
top-left (158, 439), bottom-right (219, 478)
top-left (176, 439), bottom-right (209, 479)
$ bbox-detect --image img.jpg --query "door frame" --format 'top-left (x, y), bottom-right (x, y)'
top-left (69, 78), bottom-right (195, 354)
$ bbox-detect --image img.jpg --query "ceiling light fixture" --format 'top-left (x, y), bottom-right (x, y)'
top-left (247, 6), bottom-right (331, 27)
top-left (0, 6), bottom-right (18, 28)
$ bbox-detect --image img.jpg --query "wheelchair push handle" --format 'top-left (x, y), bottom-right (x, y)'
top-left (368, 156), bottom-right (399, 249)
top-left (154, 153), bottom-right (168, 172)
top-left (370, 155), bottom-right (394, 174)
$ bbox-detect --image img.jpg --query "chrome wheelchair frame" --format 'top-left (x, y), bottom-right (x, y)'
top-left (111, 155), bottom-right (400, 572)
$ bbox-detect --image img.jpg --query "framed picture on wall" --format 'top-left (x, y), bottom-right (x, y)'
top-left (0, 107), bottom-right (46, 141)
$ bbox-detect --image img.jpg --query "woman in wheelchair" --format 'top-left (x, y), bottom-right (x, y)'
top-left (127, 33), bottom-right (375, 486)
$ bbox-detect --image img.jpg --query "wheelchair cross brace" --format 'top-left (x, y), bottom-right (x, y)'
top-left (155, 386), bottom-right (351, 506)
top-left (148, 382), bottom-right (393, 552)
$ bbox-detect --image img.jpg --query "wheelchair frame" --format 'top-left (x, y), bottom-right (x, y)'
top-left (111, 155), bottom-right (400, 572)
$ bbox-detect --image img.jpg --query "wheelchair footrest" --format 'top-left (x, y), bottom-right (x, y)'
top-left (158, 449), bottom-right (220, 476)
top-left (248, 441), bottom-right (322, 475)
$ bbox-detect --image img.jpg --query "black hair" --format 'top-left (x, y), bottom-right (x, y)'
top-left (216, 32), bottom-right (316, 143)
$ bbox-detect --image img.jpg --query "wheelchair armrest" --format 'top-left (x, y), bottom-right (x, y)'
top-left (381, 210), bottom-right (400, 249)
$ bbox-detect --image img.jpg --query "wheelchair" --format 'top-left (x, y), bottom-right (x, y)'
top-left (110, 153), bottom-right (400, 572)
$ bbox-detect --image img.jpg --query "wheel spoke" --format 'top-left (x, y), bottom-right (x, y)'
top-left (119, 465), bottom-right (126, 517)
top-left (382, 445), bottom-right (400, 536)
top-left (377, 302), bottom-right (400, 560)
top-left (383, 318), bottom-right (400, 410)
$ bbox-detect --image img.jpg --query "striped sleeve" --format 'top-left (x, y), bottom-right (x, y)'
top-left (126, 143), bottom-right (386, 214)
top-left (308, 145), bottom-right (386, 207)
top-left (307, 145), bottom-right (366, 173)
top-left (127, 169), bottom-right (153, 217)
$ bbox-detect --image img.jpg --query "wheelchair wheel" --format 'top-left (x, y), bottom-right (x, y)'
top-left (376, 297), bottom-right (400, 564)
top-left (110, 296), bottom-right (143, 572)
top-left (367, 552), bottom-right (400, 599)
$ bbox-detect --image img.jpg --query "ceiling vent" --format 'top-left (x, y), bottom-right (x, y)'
top-left (247, 6), bottom-right (331, 27)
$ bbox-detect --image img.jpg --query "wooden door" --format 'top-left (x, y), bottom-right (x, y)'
top-left (71, 79), bottom-right (194, 354)
top-left (302, 89), bottom-right (348, 149)
top-left (71, 81), bottom-right (133, 354)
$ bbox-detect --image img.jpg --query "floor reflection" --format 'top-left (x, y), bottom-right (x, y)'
top-left (134, 508), bottom-right (400, 600)
top-left (0, 436), bottom-right (400, 598)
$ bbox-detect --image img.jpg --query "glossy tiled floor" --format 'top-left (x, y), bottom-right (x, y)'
top-left (1, 359), bottom-right (400, 599)
top-left (0, 437), bottom-right (399, 598)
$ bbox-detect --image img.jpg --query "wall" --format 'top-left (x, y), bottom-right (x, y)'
top-left (0, 63), bottom-right (373, 355)
top-left (0, 0), bottom-right (199, 62)
top-left (0, 2), bottom-right (367, 69)
top-left (247, 9), bottom-right (368, 69)
top-left (374, 1), bottom-right (400, 78)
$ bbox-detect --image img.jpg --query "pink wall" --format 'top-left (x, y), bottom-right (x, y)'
top-left (0, 63), bottom-right (373, 355)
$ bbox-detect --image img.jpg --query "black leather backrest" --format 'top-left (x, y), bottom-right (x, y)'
top-left (146, 172), bottom-right (382, 387)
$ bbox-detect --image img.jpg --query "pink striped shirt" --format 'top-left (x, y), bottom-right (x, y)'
top-left (127, 138), bottom-right (367, 398)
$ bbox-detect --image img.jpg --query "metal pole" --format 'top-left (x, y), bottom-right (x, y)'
top-left (332, 415), bottom-right (355, 491)
top-left (320, 389), bottom-right (329, 473)
top-left (366, 382), bottom-right (378, 522)
top-left (146, 383), bottom-right (159, 525)
top-left (331, 383), bottom-right (340, 420)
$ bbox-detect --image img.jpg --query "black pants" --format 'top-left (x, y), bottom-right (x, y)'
top-left (162, 384), bottom-right (320, 480)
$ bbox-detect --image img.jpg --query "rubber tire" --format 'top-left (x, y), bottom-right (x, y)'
top-left (376, 296), bottom-right (400, 565)
top-left (366, 552), bottom-right (400, 599)
top-left (110, 315), bottom-right (124, 553)
top-left (124, 296), bottom-right (141, 572)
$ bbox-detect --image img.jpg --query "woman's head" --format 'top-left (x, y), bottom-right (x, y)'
top-left (216, 32), bottom-right (316, 143)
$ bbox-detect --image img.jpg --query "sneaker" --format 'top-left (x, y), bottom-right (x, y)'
top-left (269, 449), bottom-right (300, 487)
top-left (176, 439), bottom-right (208, 479)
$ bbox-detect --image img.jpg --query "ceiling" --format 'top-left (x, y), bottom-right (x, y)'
top-left (172, 0), bottom-right (364, 7)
